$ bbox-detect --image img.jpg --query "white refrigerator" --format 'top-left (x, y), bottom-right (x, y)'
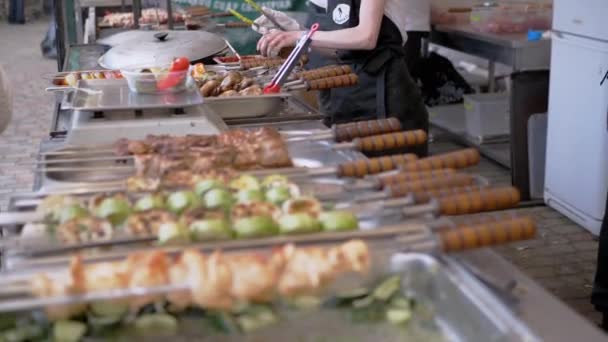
top-left (544, 0), bottom-right (608, 235)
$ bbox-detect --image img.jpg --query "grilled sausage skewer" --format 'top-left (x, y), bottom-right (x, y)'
top-left (282, 73), bottom-right (359, 91)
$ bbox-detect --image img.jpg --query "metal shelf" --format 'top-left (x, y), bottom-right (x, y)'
top-left (429, 104), bottom-right (511, 168)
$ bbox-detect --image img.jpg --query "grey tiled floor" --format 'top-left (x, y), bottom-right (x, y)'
top-left (0, 20), bottom-right (56, 209)
top-left (0, 18), bottom-right (602, 327)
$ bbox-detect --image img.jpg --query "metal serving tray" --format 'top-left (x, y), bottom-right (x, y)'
top-left (198, 64), bottom-right (291, 119)
top-left (61, 79), bottom-right (204, 111)
top-left (202, 93), bottom-right (291, 119)
top-left (36, 121), bottom-right (355, 192)
top-left (0, 247), bottom-right (539, 342)
top-left (36, 141), bottom-right (348, 186)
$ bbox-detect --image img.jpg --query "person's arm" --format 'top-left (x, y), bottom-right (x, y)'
top-left (257, 0), bottom-right (386, 56)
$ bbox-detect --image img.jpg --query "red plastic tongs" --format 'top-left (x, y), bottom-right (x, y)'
top-left (264, 23), bottom-right (320, 94)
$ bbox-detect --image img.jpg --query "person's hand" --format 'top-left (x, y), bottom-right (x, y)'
top-left (257, 30), bottom-right (303, 57)
top-left (251, 7), bottom-right (301, 35)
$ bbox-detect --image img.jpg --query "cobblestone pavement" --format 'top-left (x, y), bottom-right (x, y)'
top-left (0, 19), bottom-right (603, 329)
top-left (0, 20), bottom-right (56, 209)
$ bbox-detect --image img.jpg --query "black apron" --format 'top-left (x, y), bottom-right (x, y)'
top-left (306, 0), bottom-right (429, 156)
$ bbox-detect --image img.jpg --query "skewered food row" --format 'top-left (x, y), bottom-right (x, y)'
top-left (117, 129), bottom-right (425, 178)
top-left (115, 127), bottom-right (293, 173)
top-left (237, 57), bottom-right (305, 70)
top-left (115, 127), bottom-right (285, 156)
top-left (51, 70), bottom-right (123, 87)
top-left (214, 55), bottom-right (263, 64)
top-left (99, 8), bottom-right (187, 28)
top-left (20, 172), bottom-right (520, 250)
top-left (37, 129), bottom-right (431, 191)
top-left (29, 239), bottom-right (370, 318)
top-left (192, 64), bottom-right (359, 97)
top-left (0, 215), bottom-right (538, 341)
top-left (122, 139), bottom-right (449, 191)
top-left (23, 174), bottom-right (359, 246)
top-left (0, 272), bottom-right (417, 341)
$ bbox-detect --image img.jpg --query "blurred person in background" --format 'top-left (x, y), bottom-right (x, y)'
top-left (40, 0), bottom-right (57, 59)
top-left (403, 0), bottom-right (430, 76)
top-left (0, 65), bottom-right (12, 133)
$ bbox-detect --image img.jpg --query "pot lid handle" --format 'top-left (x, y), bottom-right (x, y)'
top-left (154, 32), bottom-right (169, 42)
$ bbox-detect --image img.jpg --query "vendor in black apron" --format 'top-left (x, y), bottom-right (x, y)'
top-left (257, 0), bottom-right (429, 156)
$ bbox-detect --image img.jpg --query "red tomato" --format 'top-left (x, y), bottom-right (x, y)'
top-left (170, 57), bottom-right (190, 71)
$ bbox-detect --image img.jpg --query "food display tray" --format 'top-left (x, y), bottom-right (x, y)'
top-left (60, 79), bottom-right (204, 111)
top-left (203, 93), bottom-right (291, 119)
top-left (198, 65), bottom-right (290, 119)
top-left (33, 121), bottom-right (352, 193)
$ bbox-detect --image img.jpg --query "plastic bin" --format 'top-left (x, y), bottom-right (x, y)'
top-left (463, 92), bottom-right (510, 143)
top-left (528, 113), bottom-right (547, 199)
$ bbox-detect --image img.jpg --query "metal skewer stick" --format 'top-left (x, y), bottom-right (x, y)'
top-left (0, 216), bottom-right (536, 312)
top-left (36, 118), bottom-right (404, 162)
top-left (23, 155), bottom-right (134, 165)
top-left (0, 169), bottom-right (449, 226)
top-left (30, 148), bottom-right (478, 196)
top-left (5, 171), bottom-right (483, 224)
top-left (1, 224), bottom-right (433, 273)
top-left (1, 184), bottom-right (515, 259)
top-left (33, 130), bottom-right (428, 173)
top-left (40, 148), bottom-right (115, 157)
top-left (282, 73), bottom-right (359, 92)
top-left (283, 65), bottom-right (353, 87)
top-left (0, 180), bottom-right (486, 254)
top-left (43, 69), bottom-right (120, 78)
top-left (34, 165), bottom-right (135, 173)
top-left (1, 217), bottom-right (432, 265)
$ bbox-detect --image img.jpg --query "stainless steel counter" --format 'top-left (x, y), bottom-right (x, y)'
top-left (241, 120), bottom-right (608, 341)
top-left (459, 249), bottom-right (607, 341)
top-left (40, 37), bottom-right (606, 342)
top-left (432, 25), bottom-right (551, 70)
top-left (428, 25), bottom-right (551, 201)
